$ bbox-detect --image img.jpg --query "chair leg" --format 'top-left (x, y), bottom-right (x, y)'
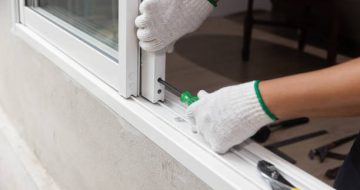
top-left (327, 1), bottom-right (339, 65)
top-left (298, 28), bottom-right (307, 52)
top-left (327, 30), bottom-right (338, 65)
top-left (242, 0), bottom-right (254, 62)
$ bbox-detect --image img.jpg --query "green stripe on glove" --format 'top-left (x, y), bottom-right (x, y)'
top-left (208, 0), bottom-right (217, 7)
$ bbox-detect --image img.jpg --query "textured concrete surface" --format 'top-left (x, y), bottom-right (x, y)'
top-left (0, 1), bottom-right (211, 190)
top-left (0, 108), bottom-right (60, 190)
top-left (0, 129), bottom-right (38, 190)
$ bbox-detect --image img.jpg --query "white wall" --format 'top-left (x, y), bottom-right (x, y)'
top-left (0, 1), bottom-right (211, 190)
top-left (211, 0), bottom-right (272, 17)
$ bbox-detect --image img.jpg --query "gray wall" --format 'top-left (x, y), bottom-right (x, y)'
top-left (0, 1), bottom-right (211, 190)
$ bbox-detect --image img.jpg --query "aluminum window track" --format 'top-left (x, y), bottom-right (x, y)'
top-left (134, 91), bottom-right (335, 190)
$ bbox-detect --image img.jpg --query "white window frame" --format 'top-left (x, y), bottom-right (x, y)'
top-left (11, 1), bottom-right (334, 189)
top-left (18, 0), bottom-right (140, 97)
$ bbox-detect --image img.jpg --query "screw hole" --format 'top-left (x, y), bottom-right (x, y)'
top-left (157, 89), bottom-right (162, 94)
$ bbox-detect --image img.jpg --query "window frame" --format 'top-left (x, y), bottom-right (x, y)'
top-left (18, 0), bottom-right (140, 97)
top-left (12, 1), bottom-right (335, 189)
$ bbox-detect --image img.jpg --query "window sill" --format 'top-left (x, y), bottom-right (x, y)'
top-left (12, 24), bottom-right (334, 190)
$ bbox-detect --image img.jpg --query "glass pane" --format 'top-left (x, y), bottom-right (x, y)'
top-left (35, 0), bottom-right (118, 57)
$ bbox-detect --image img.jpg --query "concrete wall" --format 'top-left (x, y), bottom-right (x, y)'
top-left (0, 130), bottom-right (38, 190)
top-left (0, 1), bottom-right (211, 190)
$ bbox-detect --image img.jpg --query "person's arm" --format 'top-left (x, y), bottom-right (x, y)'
top-left (187, 58), bottom-right (360, 153)
top-left (261, 58), bottom-right (360, 119)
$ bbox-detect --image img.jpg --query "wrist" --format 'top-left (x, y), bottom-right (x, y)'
top-left (227, 81), bottom-right (275, 128)
top-left (259, 79), bottom-right (294, 119)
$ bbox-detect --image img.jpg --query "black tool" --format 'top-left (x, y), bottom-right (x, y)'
top-left (325, 166), bottom-right (341, 180)
top-left (325, 152), bottom-right (347, 161)
top-left (265, 130), bottom-right (328, 164)
top-left (267, 148), bottom-right (297, 164)
top-left (252, 117), bottom-right (310, 143)
top-left (309, 134), bottom-right (357, 163)
top-left (257, 160), bottom-right (300, 190)
top-left (266, 130), bottom-right (328, 149)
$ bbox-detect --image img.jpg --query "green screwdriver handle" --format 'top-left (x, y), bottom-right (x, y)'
top-left (180, 91), bottom-right (199, 106)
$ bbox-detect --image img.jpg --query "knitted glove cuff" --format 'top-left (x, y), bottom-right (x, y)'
top-left (254, 80), bottom-right (278, 121)
top-left (208, 0), bottom-right (217, 7)
top-left (227, 81), bottom-right (277, 130)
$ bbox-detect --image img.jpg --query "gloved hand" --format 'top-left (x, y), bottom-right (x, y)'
top-left (135, 0), bottom-right (215, 52)
top-left (186, 81), bottom-right (278, 154)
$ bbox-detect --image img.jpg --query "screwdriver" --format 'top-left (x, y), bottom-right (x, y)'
top-left (157, 78), bottom-right (199, 106)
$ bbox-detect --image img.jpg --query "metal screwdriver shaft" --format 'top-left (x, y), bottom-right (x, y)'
top-left (158, 78), bottom-right (199, 106)
top-left (158, 78), bottom-right (182, 96)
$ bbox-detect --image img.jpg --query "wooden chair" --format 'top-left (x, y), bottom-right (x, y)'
top-left (242, 0), bottom-right (340, 65)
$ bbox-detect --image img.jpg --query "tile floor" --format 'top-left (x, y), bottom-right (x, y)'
top-left (166, 15), bottom-right (360, 185)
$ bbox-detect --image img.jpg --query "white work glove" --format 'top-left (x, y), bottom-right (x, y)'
top-left (135, 0), bottom-right (215, 52)
top-left (187, 81), bottom-right (278, 154)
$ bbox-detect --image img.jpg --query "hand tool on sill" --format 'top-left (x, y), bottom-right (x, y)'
top-left (265, 130), bottom-right (328, 149)
top-left (252, 117), bottom-right (310, 143)
top-left (265, 130), bottom-right (328, 164)
top-left (325, 166), bottom-right (341, 180)
top-left (268, 148), bottom-right (297, 164)
top-left (258, 160), bottom-right (300, 190)
top-left (309, 133), bottom-right (357, 163)
top-left (324, 152), bottom-right (347, 161)
top-left (157, 78), bottom-right (199, 106)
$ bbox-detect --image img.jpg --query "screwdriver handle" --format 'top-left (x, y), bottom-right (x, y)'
top-left (180, 91), bottom-right (199, 106)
